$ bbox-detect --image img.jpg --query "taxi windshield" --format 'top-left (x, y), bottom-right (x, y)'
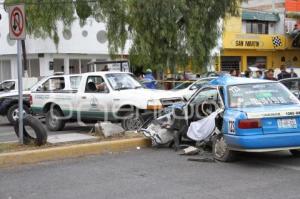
top-left (228, 83), bottom-right (300, 108)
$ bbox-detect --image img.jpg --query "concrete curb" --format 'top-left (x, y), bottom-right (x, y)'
top-left (0, 137), bottom-right (151, 167)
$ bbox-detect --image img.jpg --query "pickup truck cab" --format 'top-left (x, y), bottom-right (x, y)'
top-left (31, 72), bottom-right (182, 131)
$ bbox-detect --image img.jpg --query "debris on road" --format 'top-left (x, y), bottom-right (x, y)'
top-left (179, 146), bottom-right (200, 155)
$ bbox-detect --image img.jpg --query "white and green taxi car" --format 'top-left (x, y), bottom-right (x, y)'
top-left (30, 72), bottom-right (182, 131)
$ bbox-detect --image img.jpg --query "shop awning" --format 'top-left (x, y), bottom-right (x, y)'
top-left (242, 11), bottom-right (280, 22)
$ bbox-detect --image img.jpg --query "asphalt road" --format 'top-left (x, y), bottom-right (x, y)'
top-left (0, 116), bottom-right (94, 142)
top-left (1, 148), bottom-right (300, 199)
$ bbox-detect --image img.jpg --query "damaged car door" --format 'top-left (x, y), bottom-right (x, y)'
top-left (141, 85), bottom-right (225, 150)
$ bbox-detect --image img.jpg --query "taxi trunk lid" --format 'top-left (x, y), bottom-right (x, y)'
top-left (240, 106), bottom-right (300, 134)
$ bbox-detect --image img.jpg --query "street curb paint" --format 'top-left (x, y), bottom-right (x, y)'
top-left (0, 137), bottom-right (151, 167)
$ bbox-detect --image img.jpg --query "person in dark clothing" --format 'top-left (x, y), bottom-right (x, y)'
top-left (290, 68), bottom-right (298, 78)
top-left (244, 70), bottom-right (251, 78)
top-left (265, 69), bottom-right (277, 81)
top-left (277, 65), bottom-right (291, 80)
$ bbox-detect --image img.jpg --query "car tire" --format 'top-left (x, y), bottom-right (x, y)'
top-left (212, 134), bottom-right (237, 162)
top-left (45, 108), bottom-right (65, 131)
top-left (121, 112), bottom-right (144, 131)
top-left (14, 115), bottom-right (47, 146)
top-left (290, 149), bottom-right (300, 157)
top-left (7, 104), bottom-right (30, 125)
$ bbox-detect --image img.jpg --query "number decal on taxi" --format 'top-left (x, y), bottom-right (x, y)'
top-left (229, 120), bottom-right (235, 134)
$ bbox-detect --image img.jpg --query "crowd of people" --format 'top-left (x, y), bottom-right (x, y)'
top-left (137, 65), bottom-right (298, 90)
top-left (229, 65), bottom-right (298, 81)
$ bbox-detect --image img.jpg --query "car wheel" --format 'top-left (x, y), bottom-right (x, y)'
top-left (14, 115), bottom-right (48, 146)
top-left (212, 134), bottom-right (236, 162)
top-left (46, 108), bottom-right (65, 131)
top-left (290, 149), bottom-right (300, 157)
top-left (121, 112), bottom-right (144, 131)
top-left (7, 104), bottom-right (30, 125)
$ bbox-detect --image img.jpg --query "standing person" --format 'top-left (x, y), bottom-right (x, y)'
top-left (229, 69), bottom-right (237, 77)
top-left (264, 69), bottom-right (277, 81)
top-left (256, 70), bottom-right (263, 79)
top-left (244, 70), bottom-right (251, 78)
top-left (143, 69), bottom-right (156, 89)
top-left (137, 73), bottom-right (144, 81)
top-left (290, 68), bottom-right (298, 78)
top-left (277, 65), bottom-right (291, 80)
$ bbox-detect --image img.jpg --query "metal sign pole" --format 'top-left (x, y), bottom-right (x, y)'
top-left (17, 40), bottom-right (23, 144)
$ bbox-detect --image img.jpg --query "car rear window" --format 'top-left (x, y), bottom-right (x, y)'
top-left (228, 83), bottom-right (300, 108)
top-left (70, 76), bottom-right (82, 90)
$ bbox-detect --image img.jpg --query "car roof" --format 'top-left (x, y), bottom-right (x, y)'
top-left (82, 71), bottom-right (131, 76)
top-left (209, 75), bottom-right (276, 86)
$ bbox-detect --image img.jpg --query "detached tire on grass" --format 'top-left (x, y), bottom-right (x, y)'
top-left (7, 104), bottom-right (30, 125)
top-left (14, 115), bottom-right (48, 146)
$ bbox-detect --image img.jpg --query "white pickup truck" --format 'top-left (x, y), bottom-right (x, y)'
top-left (30, 72), bottom-right (182, 131)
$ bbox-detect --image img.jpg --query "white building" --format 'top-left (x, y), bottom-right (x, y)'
top-left (0, 6), bottom-right (130, 82)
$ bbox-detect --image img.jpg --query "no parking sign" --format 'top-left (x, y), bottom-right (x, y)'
top-left (8, 4), bottom-right (26, 40)
top-left (7, 4), bottom-right (26, 144)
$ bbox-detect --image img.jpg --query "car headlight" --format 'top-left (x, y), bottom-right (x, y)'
top-left (147, 99), bottom-right (163, 110)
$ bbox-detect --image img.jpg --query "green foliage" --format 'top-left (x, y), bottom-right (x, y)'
top-left (5, 0), bottom-right (75, 46)
top-left (4, 0), bottom-right (242, 70)
top-left (75, 0), bottom-right (92, 26)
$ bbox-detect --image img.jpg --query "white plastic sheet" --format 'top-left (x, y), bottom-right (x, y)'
top-left (187, 109), bottom-right (223, 141)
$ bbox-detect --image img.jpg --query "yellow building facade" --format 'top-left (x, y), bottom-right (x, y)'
top-left (219, 15), bottom-right (300, 72)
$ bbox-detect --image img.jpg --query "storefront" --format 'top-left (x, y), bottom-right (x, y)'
top-left (218, 32), bottom-right (300, 72)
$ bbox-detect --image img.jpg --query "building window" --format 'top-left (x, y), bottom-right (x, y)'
top-left (245, 21), bottom-right (269, 34)
top-left (221, 56), bottom-right (241, 72)
top-left (247, 56), bottom-right (267, 69)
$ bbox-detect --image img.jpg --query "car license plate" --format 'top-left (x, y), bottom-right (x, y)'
top-left (277, 118), bottom-right (297, 129)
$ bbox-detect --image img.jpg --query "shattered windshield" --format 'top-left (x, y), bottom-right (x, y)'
top-left (228, 83), bottom-right (300, 108)
top-left (106, 73), bottom-right (143, 90)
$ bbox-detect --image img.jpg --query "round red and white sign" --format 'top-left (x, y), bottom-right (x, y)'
top-left (8, 5), bottom-right (26, 40)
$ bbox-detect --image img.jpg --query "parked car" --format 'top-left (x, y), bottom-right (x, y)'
top-left (168, 76), bottom-right (300, 161)
top-left (0, 78), bottom-right (38, 124)
top-left (172, 77), bottom-right (217, 99)
top-left (280, 77), bottom-right (300, 98)
top-left (30, 72), bottom-right (182, 131)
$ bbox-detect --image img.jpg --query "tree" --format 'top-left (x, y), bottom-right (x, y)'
top-left (4, 0), bottom-right (241, 71)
